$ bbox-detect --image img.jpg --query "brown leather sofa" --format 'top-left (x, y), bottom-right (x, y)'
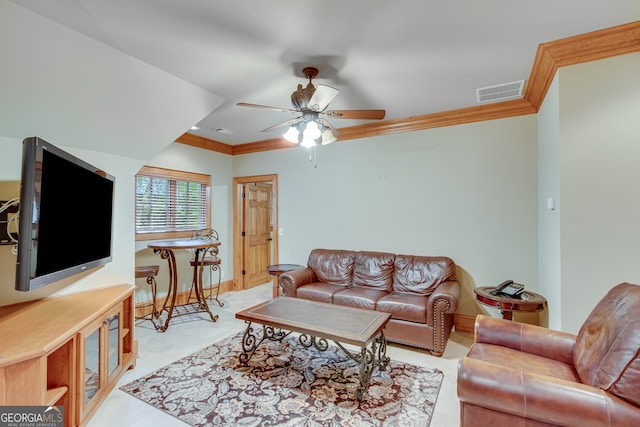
top-left (457, 282), bottom-right (640, 427)
top-left (280, 248), bottom-right (460, 356)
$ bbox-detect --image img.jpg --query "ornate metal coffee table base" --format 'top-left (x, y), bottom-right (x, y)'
top-left (239, 321), bottom-right (390, 402)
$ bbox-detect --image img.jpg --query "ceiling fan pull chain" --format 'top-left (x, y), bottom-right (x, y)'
top-left (313, 145), bottom-right (318, 168)
top-left (307, 145), bottom-right (318, 168)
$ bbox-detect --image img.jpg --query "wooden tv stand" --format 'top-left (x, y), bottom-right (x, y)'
top-left (0, 284), bottom-right (138, 427)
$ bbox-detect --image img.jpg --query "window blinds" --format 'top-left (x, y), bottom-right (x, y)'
top-left (135, 176), bottom-right (207, 233)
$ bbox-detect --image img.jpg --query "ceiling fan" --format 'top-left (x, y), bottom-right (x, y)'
top-left (237, 67), bottom-right (385, 147)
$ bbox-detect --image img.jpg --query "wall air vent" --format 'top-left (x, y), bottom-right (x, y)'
top-left (476, 80), bottom-right (525, 103)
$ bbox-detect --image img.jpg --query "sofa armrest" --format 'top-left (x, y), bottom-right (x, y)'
top-left (280, 267), bottom-right (316, 297)
top-left (474, 314), bottom-right (576, 364)
top-left (458, 356), bottom-right (640, 426)
top-left (426, 280), bottom-right (460, 316)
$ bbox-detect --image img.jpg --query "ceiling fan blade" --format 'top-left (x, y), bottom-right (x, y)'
top-left (308, 84), bottom-right (339, 112)
top-left (324, 109), bottom-right (386, 120)
top-left (260, 117), bottom-right (302, 132)
top-left (237, 102), bottom-right (298, 114)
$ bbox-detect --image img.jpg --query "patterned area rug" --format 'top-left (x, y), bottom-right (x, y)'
top-left (121, 331), bottom-right (443, 426)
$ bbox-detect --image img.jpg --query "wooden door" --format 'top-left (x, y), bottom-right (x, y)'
top-left (242, 182), bottom-right (272, 289)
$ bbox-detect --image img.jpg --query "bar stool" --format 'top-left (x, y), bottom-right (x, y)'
top-left (190, 228), bottom-right (224, 307)
top-left (134, 265), bottom-right (160, 322)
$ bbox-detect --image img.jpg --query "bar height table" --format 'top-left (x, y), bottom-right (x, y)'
top-left (148, 239), bottom-right (220, 331)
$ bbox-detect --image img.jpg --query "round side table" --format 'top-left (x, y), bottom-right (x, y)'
top-left (267, 264), bottom-right (304, 297)
top-left (474, 286), bottom-right (546, 320)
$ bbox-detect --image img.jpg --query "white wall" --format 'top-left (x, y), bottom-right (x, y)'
top-left (233, 115), bottom-right (539, 315)
top-left (557, 52), bottom-right (640, 333)
top-left (537, 74), bottom-right (562, 329)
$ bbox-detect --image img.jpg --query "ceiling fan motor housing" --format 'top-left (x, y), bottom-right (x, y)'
top-left (291, 82), bottom-right (316, 111)
top-left (290, 67), bottom-right (321, 111)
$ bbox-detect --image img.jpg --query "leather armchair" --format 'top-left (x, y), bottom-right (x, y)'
top-left (457, 282), bottom-right (640, 427)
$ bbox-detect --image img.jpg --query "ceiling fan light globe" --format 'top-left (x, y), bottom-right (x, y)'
top-left (283, 126), bottom-right (299, 143)
top-left (300, 137), bottom-right (316, 148)
top-left (303, 120), bottom-right (321, 140)
top-left (321, 128), bottom-right (337, 145)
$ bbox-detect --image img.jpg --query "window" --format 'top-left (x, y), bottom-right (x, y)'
top-left (135, 166), bottom-right (210, 240)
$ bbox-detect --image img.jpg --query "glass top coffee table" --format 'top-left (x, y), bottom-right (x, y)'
top-left (235, 297), bottom-right (391, 402)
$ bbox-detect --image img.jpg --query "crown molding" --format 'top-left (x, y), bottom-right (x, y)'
top-left (177, 21), bottom-right (640, 155)
top-left (175, 132), bottom-right (233, 154)
top-left (526, 21), bottom-right (640, 110)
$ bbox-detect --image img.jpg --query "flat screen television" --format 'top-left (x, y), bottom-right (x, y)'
top-left (15, 137), bottom-right (115, 292)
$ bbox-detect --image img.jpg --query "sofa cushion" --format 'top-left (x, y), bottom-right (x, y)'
top-left (573, 282), bottom-right (640, 407)
top-left (333, 287), bottom-right (387, 311)
top-left (308, 249), bottom-right (355, 287)
top-left (296, 282), bottom-right (345, 304)
top-left (377, 292), bottom-right (428, 324)
top-left (353, 251), bottom-right (395, 291)
top-left (393, 255), bottom-right (456, 296)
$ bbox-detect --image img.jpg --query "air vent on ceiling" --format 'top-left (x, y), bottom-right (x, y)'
top-left (214, 127), bottom-right (234, 135)
top-left (476, 80), bottom-right (525, 103)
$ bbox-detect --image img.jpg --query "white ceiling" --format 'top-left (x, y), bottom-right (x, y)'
top-left (9, 0), bottom-right (640, 146)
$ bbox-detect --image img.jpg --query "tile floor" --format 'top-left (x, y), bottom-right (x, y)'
top-left (87, 283), bottom-right (473, 426)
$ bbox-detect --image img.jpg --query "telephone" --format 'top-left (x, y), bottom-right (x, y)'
top-left (495, 280), bottom-right (525, 297)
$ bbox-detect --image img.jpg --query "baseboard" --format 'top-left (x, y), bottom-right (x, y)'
top-left (137, 287), bottom-right (480, 334)
top-left (454, 313), bottom-right (476, 334)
